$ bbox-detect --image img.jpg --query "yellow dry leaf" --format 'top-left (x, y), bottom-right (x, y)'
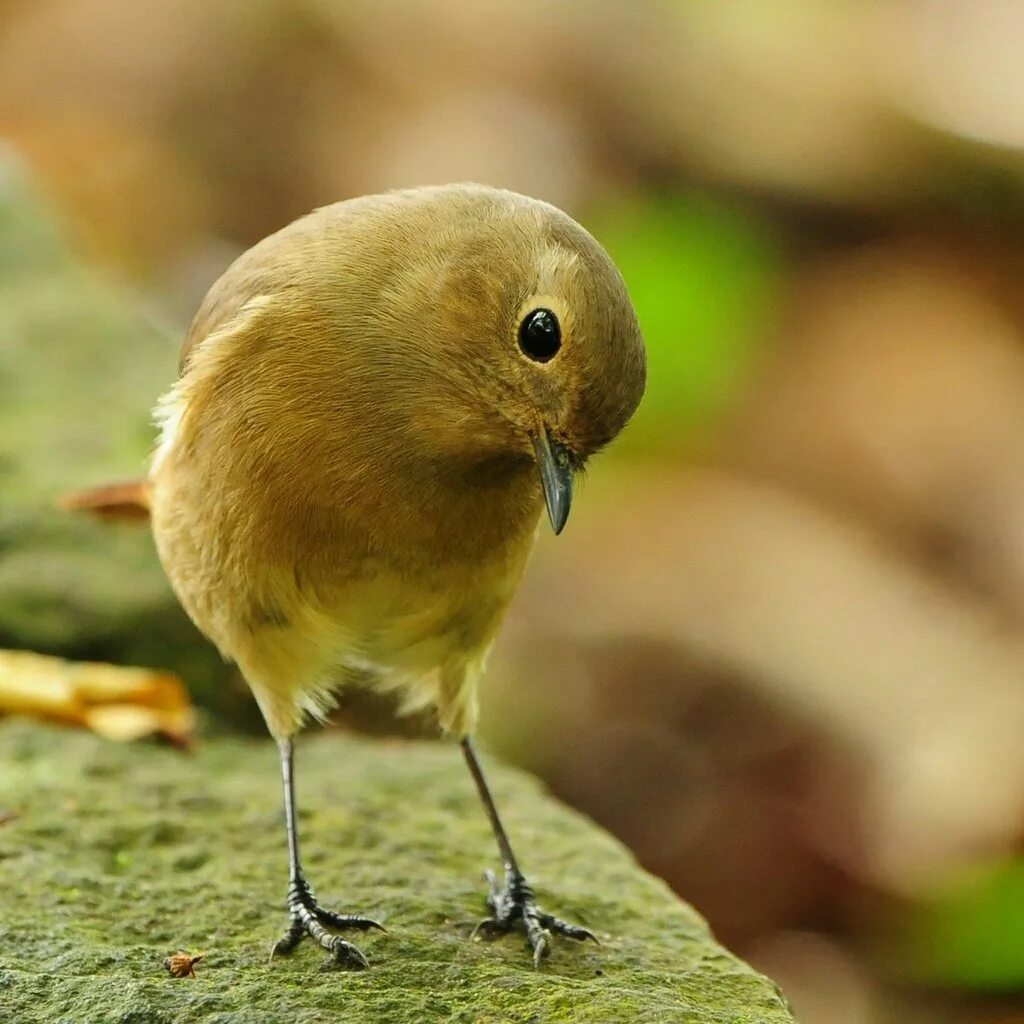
top-left (83, 703), bottom-right (193, 744)
top-left (0, 649), bottom-right (193, 743)
top-left (0, 650), bottom-right (78, 720)
top-left (66, 663), bottom-right (189, 710)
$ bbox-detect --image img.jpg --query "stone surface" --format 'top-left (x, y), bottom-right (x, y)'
top-left (0, 720), bottom-right (794, 1023)
top-left (0, 148), bottom-right (256, 727)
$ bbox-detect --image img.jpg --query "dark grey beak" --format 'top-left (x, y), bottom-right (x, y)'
top-left (532, 431), bottom-right (573, 535)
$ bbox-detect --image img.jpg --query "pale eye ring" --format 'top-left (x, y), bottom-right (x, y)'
top-left (518, 308), bottom-right (561, 362)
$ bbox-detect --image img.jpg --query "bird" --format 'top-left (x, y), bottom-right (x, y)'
top-left (145, 183), bottom-right (646, 969)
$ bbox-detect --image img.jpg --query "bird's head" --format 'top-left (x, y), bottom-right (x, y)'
top-left (400, 187), bottom-right (646, 535)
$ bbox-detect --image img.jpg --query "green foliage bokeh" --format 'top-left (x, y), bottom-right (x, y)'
top-left (588, 193), bottom-right (778, 457)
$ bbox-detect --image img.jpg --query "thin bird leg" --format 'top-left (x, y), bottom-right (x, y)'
top-left (270, 737), bottom-right (385, 968)
top-left (461, 737), bottom-right (597, 967)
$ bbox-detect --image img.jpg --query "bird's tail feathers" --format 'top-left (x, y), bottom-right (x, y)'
top-left (58, 479), bottom-right (152, 521)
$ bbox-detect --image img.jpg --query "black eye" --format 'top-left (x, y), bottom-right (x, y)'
top-left (518, 308), bottom-right (561, 363)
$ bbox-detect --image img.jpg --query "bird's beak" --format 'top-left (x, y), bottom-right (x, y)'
top-left (531, 431), bottom-right (573, 535)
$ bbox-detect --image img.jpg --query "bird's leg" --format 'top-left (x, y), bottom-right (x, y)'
top-left (461, 737), bottom-right (597, 967)
top-left (269, 737), bottom-right (384, 968)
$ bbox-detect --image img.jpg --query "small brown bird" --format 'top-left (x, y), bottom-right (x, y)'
top-left (148, 184), bottom-right (645, 968)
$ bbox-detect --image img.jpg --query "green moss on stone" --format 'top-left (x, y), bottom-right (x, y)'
top-left (0, 720), bottom-right (793, 1023)
top-left (0, 152), bottom-right (256, 728)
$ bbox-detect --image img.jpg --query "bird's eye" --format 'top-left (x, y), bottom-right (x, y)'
top-left (518, 308), bottom-right (561, 363)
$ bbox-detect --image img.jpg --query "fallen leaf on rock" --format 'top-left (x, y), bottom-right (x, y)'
top-left (164, 951), bottom-right (204, 978)
top-left (0, 649), bottom-right (193, 745)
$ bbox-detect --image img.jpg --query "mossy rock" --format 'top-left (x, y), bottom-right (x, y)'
top-left (0, 720), bottom-right (793, 1023)
top-left (0, 148), bottom-right (256, 727)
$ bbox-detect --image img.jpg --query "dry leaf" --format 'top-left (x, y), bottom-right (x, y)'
top-left (164, 951), bottom-right (204, 978)
top-left (0, 649), bottom-right (193, 744)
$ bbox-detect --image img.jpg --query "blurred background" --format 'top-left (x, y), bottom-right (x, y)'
top-left (5, 1), bottom-right (1024, 1020)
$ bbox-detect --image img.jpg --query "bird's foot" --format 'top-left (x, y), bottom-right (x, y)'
top-left (270, 875), bottom-right (384, 968)
top-left (471, 868), bottom-right (597, 967)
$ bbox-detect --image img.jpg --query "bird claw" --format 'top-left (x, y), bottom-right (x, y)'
top-left (471, 867), bottom-right (597, 967)
top-left (469, 916), bottom-right (503, 941)
top-left (324, 936), bottom-right (370, 970)
top-left (270, 875), bottom-right (382, 969)
top-left (530, 928), bottom-right (550, 969)
top-left (313, 904), bottom-right (387, 934)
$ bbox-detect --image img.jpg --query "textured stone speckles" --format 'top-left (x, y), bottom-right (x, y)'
top-left (0, 720), bottom-right (793, 1023)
